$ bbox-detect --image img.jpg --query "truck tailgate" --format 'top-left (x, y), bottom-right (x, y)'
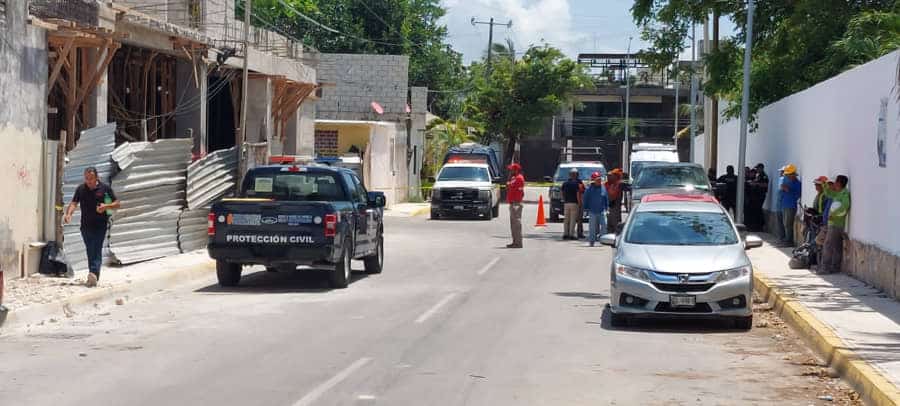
top-left (211, 200), bottom-right (332, 248)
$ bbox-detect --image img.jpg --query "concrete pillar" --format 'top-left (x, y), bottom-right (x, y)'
top-left (297, 101), bottom-right (316, 155)
top-left (175, 59), bottom-right (207, 155)
top-left (247, 77), bottom-right (272, 144)
top-left (282, 108), bottom-right (300, 155)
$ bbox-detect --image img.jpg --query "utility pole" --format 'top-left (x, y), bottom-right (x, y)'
top-left (710, 10), bottom-right (721, 173)
top-left (471, 17), bottom-right (512, 74)
top-left (238, 0), bottom-right (251, 184)
top-left (674, 74), bottom-right (680, 145)
top-left (623, 36), bottom-right (633, 173)
top-left (690, 23), bottom-right (698, 163)
top-left (736, 0), bottom-right (755, 225)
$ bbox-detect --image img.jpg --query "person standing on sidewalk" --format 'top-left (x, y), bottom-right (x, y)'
top-left (819, 175), bottom-right (850, 274)
top-left (716, 165), bottom-right (738, 217)
top-left (582, 172), bottom-right (609, 246)
top-left (561, 168), bottom-right (581, 240)
top-left (605, 169), bottom-right (624, 233)
top-left (778, 164), bottom-right (802, 247)
top-left (506, 163), bottom-right (525, 249)
top-left (576, 172), bottom-right (586, 240)
top-left (63, 167), bottom-right (120, 287)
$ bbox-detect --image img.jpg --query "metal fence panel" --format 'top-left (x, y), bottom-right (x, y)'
top-left (178, 208), bottom-right (209, 253)
top-left (109, 139), bottom-right (192, 264)
top-left (186, 147), bottom-right (238, 209)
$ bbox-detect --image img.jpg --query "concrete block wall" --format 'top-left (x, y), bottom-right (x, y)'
top-left (317, 54), bottom-right (409, 121)
top-left (0, 0), bottom-right (49, 278)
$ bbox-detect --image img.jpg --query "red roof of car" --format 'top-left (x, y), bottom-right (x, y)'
top-left (641, 193), bottom-right (719, 204)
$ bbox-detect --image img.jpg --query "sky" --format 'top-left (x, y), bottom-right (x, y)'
top-left (440, 0), bottom-right (737, 64)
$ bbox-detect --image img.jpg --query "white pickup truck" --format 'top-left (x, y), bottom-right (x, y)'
top-left (429, 163), bottom-right (501, 220)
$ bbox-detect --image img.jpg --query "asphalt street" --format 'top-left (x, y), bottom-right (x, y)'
top-left (0, 204), bottom-right (851, 405)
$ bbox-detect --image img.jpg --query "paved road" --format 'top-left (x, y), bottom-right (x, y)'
top-left (0, 204), bottom-right (846, 405)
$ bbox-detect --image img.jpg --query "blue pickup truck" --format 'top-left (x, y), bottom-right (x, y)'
top-left (207, 165), bottom-right (385, 288)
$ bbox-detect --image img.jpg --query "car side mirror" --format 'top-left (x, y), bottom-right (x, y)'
top-left (543, 176), bottom-right (553, 182)
top-left (427, 176), bottom-right (436, 183)
top-left (599, 234), bottom-right (617, 247)
top-left (744, 235), bottom-right (763, 250)
top-left (367, 191), bottom-right (386, 208)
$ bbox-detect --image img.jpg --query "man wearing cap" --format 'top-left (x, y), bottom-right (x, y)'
top-left (506, 163), bottom-right (525, 248)
top-left (605, 169), bottom-right (624, 233)
top-left (582, 172), bottom-right (609, 246)
top-left (561, 168), bottom-right (582, 240)
top-left (778, 164), bottom-right (802, 247)
top-left (506, 162), bottom-right (525, 248)
top-left (819, 175), bottom-right (851, 274)
top-left (749, 164), bottom-right (769, 231)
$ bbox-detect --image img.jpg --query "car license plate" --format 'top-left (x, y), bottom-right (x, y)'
top-left (670, 295), bottom-right (696, 307)
top-left (453, 205), bottom-right (464, 210)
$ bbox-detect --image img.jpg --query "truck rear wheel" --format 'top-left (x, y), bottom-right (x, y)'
top-left (364, 233), bottom-right (384, 274)
top-left (216, 261), bottom-right (242, 287)
top-left (329, 242), bottom-right (352, 289)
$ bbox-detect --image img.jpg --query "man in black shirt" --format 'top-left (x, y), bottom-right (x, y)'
top-left (561, 168), bottom-right (582, 240)
top-left (716, 165), bottom-right (738, 216)
top-left (64, 167), bottom-right (120, 287)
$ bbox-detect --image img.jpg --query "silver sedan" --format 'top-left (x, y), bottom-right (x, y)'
top-left (600, 195), bottom-right (763, 329)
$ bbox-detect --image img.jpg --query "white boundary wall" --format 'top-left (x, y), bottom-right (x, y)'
top-left (714, 50), bottom-right (900, 256)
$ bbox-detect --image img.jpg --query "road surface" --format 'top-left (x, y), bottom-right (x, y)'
top-left (0, 204), bottom-right (856, 405)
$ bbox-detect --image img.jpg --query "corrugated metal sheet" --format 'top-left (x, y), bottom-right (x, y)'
top-left (62, 124), bottom-right (116, 272)
top-left (109, 139), bottom-right (192, 264)
top-left (186, 147), bottom-right (238, 209)
top-left (178, 208), bottom-right (209, 253)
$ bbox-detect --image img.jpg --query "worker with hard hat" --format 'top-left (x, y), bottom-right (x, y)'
top-left (778, 164), bottom-right (802, 247)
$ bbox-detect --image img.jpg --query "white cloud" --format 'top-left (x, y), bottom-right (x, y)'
top-left (442, 0), bottom-right (589, 64)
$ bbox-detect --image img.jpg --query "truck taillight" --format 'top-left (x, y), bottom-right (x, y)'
top-left (208, 212), bottom-right (216, 236)
top-left (324, 214), bottom-right (337, 237)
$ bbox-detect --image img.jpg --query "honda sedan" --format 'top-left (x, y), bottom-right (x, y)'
top-left (601, 194), bottom-right (762, 329)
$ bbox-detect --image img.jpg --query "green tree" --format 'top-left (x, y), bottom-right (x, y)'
top-left (608, 117), bottom-right (643, 139)
top-left (244, 0), bottom-right (465, 118)
top-left (464, 45), bottom-right (593, 165)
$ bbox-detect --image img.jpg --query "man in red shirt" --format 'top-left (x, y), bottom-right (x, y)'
top-left (506, 163), bottom-right (525, 248)
top-left (605, 169), bottom-right (624, 233)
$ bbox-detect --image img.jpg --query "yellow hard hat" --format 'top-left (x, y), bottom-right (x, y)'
top-left (782, 164), bottom-right (797, 175)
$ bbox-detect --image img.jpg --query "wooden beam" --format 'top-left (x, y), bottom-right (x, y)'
top-left (28, 17), bottom-right (59, 31)
top-left (65, 47), bottom-right (78, 151)
top-left (75, 40), bottom-right (119, 109)
top-left (142, 51), bottom-right (159, 119)
top-left (47, 37), bottom-right (75, 96)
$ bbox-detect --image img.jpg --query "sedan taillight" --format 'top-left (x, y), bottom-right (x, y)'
top-left (324, 214), bottom-right (337, 237)
top-left (208, 212), bottom-right (216, 236)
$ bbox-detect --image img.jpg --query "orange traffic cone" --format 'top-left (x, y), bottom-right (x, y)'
top-left (535, 194), bottom-right (547, 227)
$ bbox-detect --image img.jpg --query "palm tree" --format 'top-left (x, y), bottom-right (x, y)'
top-left (608, 117), bottom-right (642, 139)
top-left (424, 118), bottom-right (483, 178)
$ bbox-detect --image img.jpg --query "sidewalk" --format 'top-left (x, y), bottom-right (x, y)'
top-left (2, 251), bottom-right (215, 330)
top-left (383, 202), bottom-right (429, 217)
top-left (750, 235), bottom-right (900, 405)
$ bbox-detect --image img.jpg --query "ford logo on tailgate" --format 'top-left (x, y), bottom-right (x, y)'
top-left (261, 216), bottom-right (278, 225)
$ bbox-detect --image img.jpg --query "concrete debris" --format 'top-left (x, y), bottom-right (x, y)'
top-left (115, 298), bottom-right (125, 306)
top-left (817, 395), bottom-right (834, 401)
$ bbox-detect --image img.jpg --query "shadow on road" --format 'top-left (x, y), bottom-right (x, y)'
top-left (554, 291), bottom-right (610, 300)
top-left (596, 305), bottom-right (744, 334)
top-left (195, 268), bottom-right (370, 294)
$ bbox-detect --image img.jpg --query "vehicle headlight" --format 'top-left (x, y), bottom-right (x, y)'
top-left (714, 266), bottom-right (751, 282)
top-left (478, 190), bottom-right (491, 201)
top-left (615, 263), bottom-right (651, 282)
top-left (431, 188), bottom-right (441, 201)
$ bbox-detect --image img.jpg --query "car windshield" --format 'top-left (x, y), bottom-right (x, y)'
top-left (625, 211), bottom-right (739, 246)
top-left (554, 166), bottom-right (605, 182)
top-left (438, 166), bottom-right (490, 182)
top-left (243, 172), bottom-right (346, 201)
top-left (633, 166), bottom-right (709, 190)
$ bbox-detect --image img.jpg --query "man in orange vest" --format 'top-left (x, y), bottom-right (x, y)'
top-left (605, 169), bottom-right (624, 233)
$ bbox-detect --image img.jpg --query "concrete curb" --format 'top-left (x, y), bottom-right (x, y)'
top-left (753, 271), bottom-right (900, 406)
top-left (409, 206), bottom-right (430, 217)
top-left (0, 261), bottom-right (216, 331)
